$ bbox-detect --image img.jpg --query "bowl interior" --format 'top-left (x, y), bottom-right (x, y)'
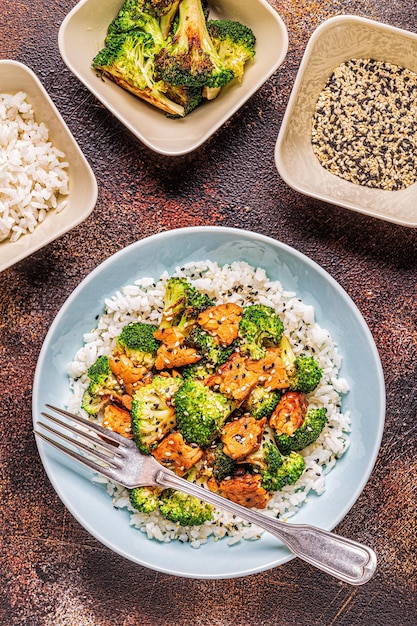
top-left (58, 0), bottom-right (288, 156)
top-left (32, 227), bottom-right (385, 579)
top-left (275, 16), bottom-right (417, 227)
top-left (0, 60), bottom-right (97, 272)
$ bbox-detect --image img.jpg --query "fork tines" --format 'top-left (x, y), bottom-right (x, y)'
top-left (34, 404), bottom-right (126, 474)
top-left (45, 404), bottom-right (128, 444)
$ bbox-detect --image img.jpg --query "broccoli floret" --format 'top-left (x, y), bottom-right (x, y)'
top-left (260, 441), bottom-right (284, 492)
top-left (129, 485), bottom-right (162, 513)
top-left (186, 326), bottom-right (235, 367)
top-left (275, 407), bottom-right (328, 455)
top-left (181, 360), bottom-right (216, 382)
top-left (243, 385), bottom-right (281, 420)
top-left (279, 335), bottom-right (322, 393)
top-left (208, 19), bottom-right (256, 82)
top-left (238, 304), bottom-right (284, 360)
top-left (143, 0), bottom-right (179, 17)
top-left (154, 0), bottom-right (235, 88)
top-left (164, 83), bottom-right (203, 117)
top-left (115, 321), bottom-right (160, 368)
top-left (159, 276), bottom-right (214, 331)
top-left (81, 355), bottom-right (121, 415)
top-left (266, 451), bottom-right (306, 491)
top-left (174, 379), bottom-right (236, 447)
top-left (158, 489), bottom-right (213, 525)
top-left (177, 288), bottom-right (214, 334)
top-left (84, 355), bottom-right (115, 395)
top-left (248, 424), bottom-right (305, 491)
top-left (243, 424), bottom-right (304, 491)
top-left (92, 0), bottom-right (255, 118)
top-left (81, 389), bottom-right (105, 416)
top-left (288, 356), bottom-right (323, 393)
top-left (242, 424), bottom-right (282, 489)
top-left (107, 0), bottom-right (181, 44)
top-left (131, 375), bottom-right (182, 453)
top-left (155, 0), bottom-right (181, 38)
top-left (92, 30), bottom-right (186, 117)
top-left (184, 283), bottom-right (215, 312)
top-left (210, 442), bottom-right (236, 482)
top-left (159, 276), bottom-right (189, 327)
top-left (106, 0), bottom-right (165, 49)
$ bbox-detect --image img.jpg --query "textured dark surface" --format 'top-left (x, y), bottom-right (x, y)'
top-left (1, 1), bottom-right (416, 625)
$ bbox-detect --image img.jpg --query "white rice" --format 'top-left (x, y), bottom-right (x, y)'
top-left (67, 261), bottom-right (351, 547)
top-left (0, 91), bottom-right (69, 242)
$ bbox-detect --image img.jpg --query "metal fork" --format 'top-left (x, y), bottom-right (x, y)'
top-left (34, 404), bottom-right (377, 585)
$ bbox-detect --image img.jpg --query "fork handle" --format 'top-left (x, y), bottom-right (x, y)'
top-left (156, 469), bottom-right (377, 585)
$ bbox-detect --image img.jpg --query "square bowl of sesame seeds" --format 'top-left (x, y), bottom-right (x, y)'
top-left (275, 15), bottom-right (417, 228)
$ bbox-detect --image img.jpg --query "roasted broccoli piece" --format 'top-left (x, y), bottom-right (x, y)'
top-left (174, 379), bottom-right (236, 447)
top-left (92, 0), bottom-right (255, 118)
top-left (185, 282), bottom-right (214, 311)
top-left (275, 407), bottom-right (328, 455)
top-left (241, 424), bottom-right (282, 490)
top-left (212, 446), bottom-right (236, 482)
top-left (154, 0), bottom-right (235, 88)
top-left (238, 304), bottom-right (284, 360)
top-left (106, 0), bottom-right (181, 43)
top-left (92, 30), bottom-right (186, 117)
top-left (208, 19), bottom-right (256, 82)
top-left (158, 488), bottom-right (213, 525)
top-left (202, 441), bottom-right (236, 482)
top-left (106, 0), bottom-right (165, 48)
top-left (131, 375), bottom-right (182, 453)
top-left (164, 83), bottom-right (203, 117)
top-left (129, 485), bottom-right (162, 513)
top-left (144, 0), bottom-right (179, 16)
top-left (156, 0), bottom-right (181, 38)
top-left (247, 424), bottom-right (305, 491)
top-left (81, 355), bottom-right (121, 415)
top-left (243, 385), bottom-right (281, 420)
top-left (181, 359), bottom-right (216, 382)
top-left (159, 276), bottom-right (214, 331)
top-left (115, 321), bottom-right (160, 368)
top-left (279, 334), bottom-right (322, 393)
top-left (177, 289), bottom-right (215, 334)
top-left (186, 325), bottom-right (235, 367)
top-left (158, 276), bottom-right (189, 327)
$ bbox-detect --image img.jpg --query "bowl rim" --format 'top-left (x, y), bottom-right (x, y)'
top-left (275, 14), bottom-right (417, 228)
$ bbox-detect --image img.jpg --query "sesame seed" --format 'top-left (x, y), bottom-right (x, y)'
top-left (312, 58), bottom-right (417, 190)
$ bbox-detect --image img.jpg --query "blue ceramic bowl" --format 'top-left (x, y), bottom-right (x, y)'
top-left (32, 227), bottom-right (385, 579)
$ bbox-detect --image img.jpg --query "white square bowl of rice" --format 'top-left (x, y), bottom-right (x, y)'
top-left (275, 15), bottom-right (417, 228)
top-left (0, 60), bottom-right (98, 272)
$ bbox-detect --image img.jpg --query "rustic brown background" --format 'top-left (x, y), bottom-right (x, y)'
top-left (1, 1), bottom-right (416, 625)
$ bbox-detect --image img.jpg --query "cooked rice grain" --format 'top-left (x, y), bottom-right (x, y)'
top-left (68, 261), bottom-right (351, 547)
top-left (0, 91), bottom-right (69, 242)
